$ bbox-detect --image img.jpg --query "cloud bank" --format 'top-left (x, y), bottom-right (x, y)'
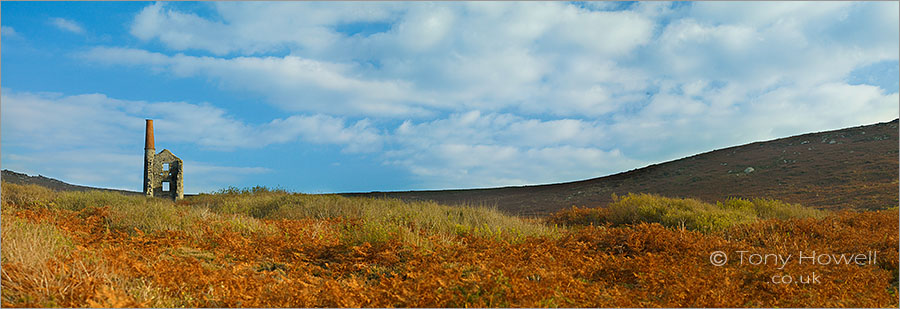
top-left (6, 2), bottom-right (899, 190)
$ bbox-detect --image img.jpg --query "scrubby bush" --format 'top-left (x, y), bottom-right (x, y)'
top-left (548, 193), bottom-right (825, 232)
top-left (724, 197), bottom-right (824, 220)
top-left (605, 193), bottom-right (756, 232)
top-left (545, 206), bottom-right (609, 227)
top-left (184, 187), bottom-right (554, 243)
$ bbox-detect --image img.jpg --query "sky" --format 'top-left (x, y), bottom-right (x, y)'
top-left (2, 1), bottom-right (898, 194)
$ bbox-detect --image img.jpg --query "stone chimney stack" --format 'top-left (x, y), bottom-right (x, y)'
top-left (145, 119), bottom-right (155, 150)
top-left (143, 119), bottom-right (155, 196)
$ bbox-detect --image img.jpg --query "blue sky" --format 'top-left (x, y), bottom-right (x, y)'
top-left (2, 1), bottom-right (898, 194)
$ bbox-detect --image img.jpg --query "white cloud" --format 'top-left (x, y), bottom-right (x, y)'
top-left (0, 92), bottom-right (139, 150)
top-left (743, 82), bottom-right (900, 138)
top-left (81, 47), bottom-right (430, 117)
top-left (386, 142), bottom-right (641, 189)
top-left (50, 17), bottom-right (85, 34)
top-left (2, 26), bottom-right (18, 37)
top-left (0, 90), bottom-right (386, 191)
top-left (602, 81), bottom-right (899, 163)
top-left (393, 111), bottom-right (609, 148)
top-left (106, 2), bottom-right (899, 120)
top-left (650, 2), bottom-right (898, 88)
top-left (265, 115), bottom-right (382, 153)
top-left (0, 90), bottom-right (382, 152)
top-left (130, 2), bottom-right (404, 55)
top-left (105, 2), bottom-right (659, 118)
top-left (387, 111), bottom-right (642, 188)
top-left (131, 3), bottom-right (233, 55)
top-left (11, 2), bottom-right (900, 191)
top-left (4, 151), bottom-right (141, 190)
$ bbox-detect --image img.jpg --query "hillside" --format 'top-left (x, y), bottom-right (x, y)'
top-left (346, 119), bottom-right (899, 216)
top-left (0, 170), bottom-right (142, 196)
top-left (3, 120), bottom-right (897, 217)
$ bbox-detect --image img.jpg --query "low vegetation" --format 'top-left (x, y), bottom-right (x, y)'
top-left (547, 193), bottom-right (824, 232)
top-left (1, 182), bottom-right (896, 307)
top-left (1, 216), bottom-right (72, 270)
top-left (187, 186), bottom-right (555, 245)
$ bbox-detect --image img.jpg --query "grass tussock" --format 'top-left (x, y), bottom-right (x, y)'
top-left (185, 186), bottom-right (555, 245)
top-left (1, 183), bottom-right (59, 210)
top-left (193, 207), bottom-right (276, 236)
top-left (55, 190), bottom-right (199, 234)
top-left (1, 216), bottom-right (72, 269)
top-left (547, 193), bottom-right (824, 232)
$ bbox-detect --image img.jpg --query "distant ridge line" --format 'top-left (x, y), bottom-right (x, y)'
top-left (343, 119), bottom-right (900, 216)
top-left (0, 169), bottom-right (142, 196)
top-left (2, 119), bottom-right (897, 216)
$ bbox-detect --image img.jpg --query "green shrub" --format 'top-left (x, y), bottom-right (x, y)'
top-left (605, 193), bottom-right (757, 232)
top-left (339, 219), bottom-right (403, 246)
top-left (551, 193), bottom-right (825, 232)
top-left (732, 197), bottom-right (824, 220)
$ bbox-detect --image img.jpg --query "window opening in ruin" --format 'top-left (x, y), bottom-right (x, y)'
top-left (163, 163), bottom-right (170, 171)
top-left (162, 182), bottom-right (170, 192)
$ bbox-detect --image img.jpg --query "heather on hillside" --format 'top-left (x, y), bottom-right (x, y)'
top-left (1, 183), bottom-right (897, 307)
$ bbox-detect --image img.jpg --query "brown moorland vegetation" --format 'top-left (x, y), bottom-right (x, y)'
top-left (1, 183), bottom-right (896, 307)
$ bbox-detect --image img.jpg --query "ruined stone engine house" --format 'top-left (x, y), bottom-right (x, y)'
top-left (143, 119), bottom-right (184, 200)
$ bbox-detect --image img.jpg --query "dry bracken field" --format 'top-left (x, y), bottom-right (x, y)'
top-left (1, 183), bottom-right (897, 307)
